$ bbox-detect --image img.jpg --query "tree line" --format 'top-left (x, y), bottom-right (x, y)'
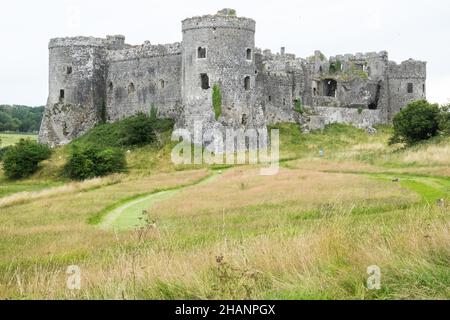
top-left (0, 105), bottom-right (44, 133)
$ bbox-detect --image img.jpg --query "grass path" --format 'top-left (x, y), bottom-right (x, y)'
top-left (99, 170), bottom-right (224, 230)
top-left (323, 170), bottom-right (450, 204)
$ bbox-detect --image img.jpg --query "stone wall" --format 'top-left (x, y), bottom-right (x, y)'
top-left (180, 9), bottom-right (266, 144)
top-left (387, 59), bottom-right (427, 121)
top-left (106, 42), bottom-right (182, 121)
top-left (39, 9), bottom-right (427, 147)
top-left (39, 37), bottom-right (107, 146)
top-left (307, 106), bottom-right (383, 130)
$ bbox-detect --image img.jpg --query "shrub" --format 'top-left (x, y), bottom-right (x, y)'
top-left (294, 99), bottom-right (303, 114)
top-left (390, 100), bottom-right (440, 145)
top-left (212, 84), bottom-right (222, 120)
top-left (73, 113), bottom-right (171, 148)
top-left (2, 140), bottom-right (52, 179)
top-left (64, 144), bottom-right (126, 180)
top-left (149, 104), bottom-right (158, 120)
top-left (438, 104), bottom-right (450, 136)
top-left (119, 113), bottom-right (157, 146)
top-left (0, 146), bottom-right (12, 161)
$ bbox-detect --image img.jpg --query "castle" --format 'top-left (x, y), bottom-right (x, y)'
top-left (39, 9), bottom-right (427, 146)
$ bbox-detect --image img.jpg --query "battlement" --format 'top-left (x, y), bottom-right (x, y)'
top-left (107, 42), bottom-right (181, 62)
top-left (330, 51), bottom-right (388, 63)
top-left (388, 59), bottom-right (426, 79)
top-left (49, 36), bottom-right (107, 49)
top-left (182, 9), bottom-right (255, 33)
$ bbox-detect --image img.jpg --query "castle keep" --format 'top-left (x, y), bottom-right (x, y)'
top-left (39, 9), bottom-right (426, 146)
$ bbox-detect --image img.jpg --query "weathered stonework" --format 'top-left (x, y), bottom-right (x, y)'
top-left (39, 9), bottom-right (427, 146)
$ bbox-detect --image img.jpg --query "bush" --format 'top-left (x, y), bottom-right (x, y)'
top-left (64, 144), bottom-right (126, 180)
top-left (438, 104), bottom-right (450, 136)
top-left (119, 113), bottom-right (157, 146)
top-left (0, 146), bottom-right (12, 161)
top-left (294, 99), bottom-right (303, 114)
top-left (2, 140), bottom-right (52, 179)
top-left (390, 100), bottom-right (440, 145)
top-left (73, 113), bottom-right (173, 148)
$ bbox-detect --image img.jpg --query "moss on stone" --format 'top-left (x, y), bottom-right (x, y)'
top-left (212, 84), bottom-right (222, 120)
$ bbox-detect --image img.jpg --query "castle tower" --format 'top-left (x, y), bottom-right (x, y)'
top-left (39, 37), bottom-right (107, 146)
top-left (387, 59), bottom-right (427, 121)
top-left (180, 9), bottom-right (266, 143)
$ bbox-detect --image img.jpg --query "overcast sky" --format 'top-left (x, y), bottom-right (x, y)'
top-left (1, 0), bottom-right (449, 106)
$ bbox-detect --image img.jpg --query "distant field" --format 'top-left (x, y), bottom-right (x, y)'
top-left (0, 133), bottom-right (37, 147)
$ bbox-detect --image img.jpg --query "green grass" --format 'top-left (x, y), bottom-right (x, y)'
top-left (0, 133), bottom-right (37, 148)
top-left (0, 121), bottom-right (449, 299)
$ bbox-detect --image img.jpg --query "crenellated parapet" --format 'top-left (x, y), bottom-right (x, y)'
top-left (388, 59), bottom-right (426, 79)
top-left (107, 42), bottom-right (182, 62)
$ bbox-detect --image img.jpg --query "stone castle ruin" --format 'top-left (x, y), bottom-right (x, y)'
top-left (39, 9), bottom-right (426, 146)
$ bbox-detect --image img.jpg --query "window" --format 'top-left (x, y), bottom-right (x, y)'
top-left (200, 73), bottom-right (210, 90)
top-left (242, 114), bottom-right (248, 125)
top-left (323, 79), bottom-right (337, 97)
top-left (128, 83), bottom-right (135, 94)
top-left (244, 76), bottom-right (251, 90)
top-left (108, 82), bottom-right (113, 92)
top-left (268, 96), bottom-right (272, 102)
top-left (160, 80), bottom-right (165, 89)
top-left (407, 83), bottom-right (413, 94)
top-left (283, 98), bottom-right (286, 106)
top-left (59, 89), bottom-right (65, 102)
top-left (66, 66), bottom-right (72, 74)
top-left (198, 47), bottom-right (206, 59)
top-left (246, 48), bottom-right (252, 60)
top-left (423, 84), bottom-right (426, 93)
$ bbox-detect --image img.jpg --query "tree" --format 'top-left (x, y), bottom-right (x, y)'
top-left (438, 104), bottom-right (450, 136)
top-left (390, 100), bottom-right (440, 145)
top-left (2, 139), bottom-right (52, 179)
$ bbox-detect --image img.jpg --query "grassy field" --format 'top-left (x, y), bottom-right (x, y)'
top-left (0, 133), bottom-right (37, 148)
top-left (0, 124), bottom-right (449, 299)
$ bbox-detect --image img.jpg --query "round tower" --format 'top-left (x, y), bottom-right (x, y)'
top-left (180, 9), bottom-right (265, 139)
top-left (39, 37), bottom-right (107, 146)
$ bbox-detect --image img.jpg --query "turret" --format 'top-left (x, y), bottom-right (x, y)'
top-left (180, 9), bottom-right (265, 140)
top-left (39, 37), bottom-right (107, 146)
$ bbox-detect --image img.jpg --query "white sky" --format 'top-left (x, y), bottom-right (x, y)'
top-left (1, 0), bottom-right (449, 106)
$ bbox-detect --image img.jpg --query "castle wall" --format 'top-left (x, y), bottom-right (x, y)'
top-left (39, 10), bottom-right (427, 147)
top-left (180, 11), bottom-right (266, 137)
top-left (106, 43), bottom-right (182, 121)
top-left (39, 37), bottom-right (107, 146)
top-left (387, 59), bottom-right (427, 121)
top-left (308, 107), bottom-right (383, 130)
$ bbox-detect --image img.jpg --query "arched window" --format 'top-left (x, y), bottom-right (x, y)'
top-left (108, 82), bottom-right (113, 92)
top-left (244, 76), bottom-right (251, 90)
top-left (246, 48), bottom-right (252, 60)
